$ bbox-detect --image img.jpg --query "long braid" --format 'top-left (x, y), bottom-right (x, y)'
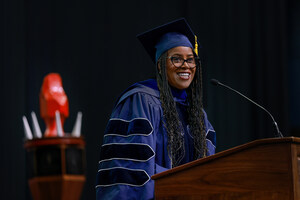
top-left (186, 57), bottom-right (208, 159)
top-left (156, 51), bottom-right (207, 167)
top-left (156, 52), bottom-right (185, 168)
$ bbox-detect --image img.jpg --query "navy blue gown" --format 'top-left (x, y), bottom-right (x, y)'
top-left (96, 79), bottom-right (216, 200)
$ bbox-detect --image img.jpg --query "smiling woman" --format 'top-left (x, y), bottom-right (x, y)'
top-left (165, 46), bottom-right (196, 89)
top-left (95, 18), bottom-right (216, 200)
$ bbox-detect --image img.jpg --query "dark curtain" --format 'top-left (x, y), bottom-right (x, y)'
top-left (187, 0), bottom-right (291, 150)
top-left (2, 0), bottom-right (298, 199)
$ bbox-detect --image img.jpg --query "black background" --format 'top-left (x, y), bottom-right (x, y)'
top-left (2, 0), bottom-right (300, 199)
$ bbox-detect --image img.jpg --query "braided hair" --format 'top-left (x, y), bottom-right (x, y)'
top-left (156, 51), bottom-right (208, 167)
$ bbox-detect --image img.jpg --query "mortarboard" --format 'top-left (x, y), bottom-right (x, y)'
top-left (137, 18), bottom-right (200, 63)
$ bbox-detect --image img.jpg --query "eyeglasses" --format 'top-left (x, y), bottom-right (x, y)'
top-left (168, 56), bottom-right (197, 68)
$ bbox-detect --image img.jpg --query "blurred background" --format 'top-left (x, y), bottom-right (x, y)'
top-left (2, 0), bottom-right (299, 199)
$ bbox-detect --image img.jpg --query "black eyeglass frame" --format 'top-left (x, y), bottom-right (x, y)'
top-left (167, 56), bottom-right (199, 68)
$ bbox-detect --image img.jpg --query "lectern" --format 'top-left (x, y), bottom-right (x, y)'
top-left (152, 137), bottom-right (300, 200)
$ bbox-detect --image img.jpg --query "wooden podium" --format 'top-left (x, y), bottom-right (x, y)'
top-left (152, 137), bottom-right (300, 200)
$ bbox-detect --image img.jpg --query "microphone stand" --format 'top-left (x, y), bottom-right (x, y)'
top-left (211, 79), bottom-right (283, 138)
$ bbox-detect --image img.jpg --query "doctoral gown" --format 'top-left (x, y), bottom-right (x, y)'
top-left (96, 79), bottom-right (216, 200)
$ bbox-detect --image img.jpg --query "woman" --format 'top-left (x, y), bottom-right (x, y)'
top-left (96, 18), bottom-right (216, 200)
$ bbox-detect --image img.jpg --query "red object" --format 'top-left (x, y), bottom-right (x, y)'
top-left (40, 73), bottom-right (69, 137)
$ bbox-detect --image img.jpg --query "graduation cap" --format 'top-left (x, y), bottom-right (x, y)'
top-left (137, 18), bottom-right (199, 63)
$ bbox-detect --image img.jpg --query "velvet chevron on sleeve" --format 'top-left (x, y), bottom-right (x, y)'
top-left (96, 79), bottom-right (216, 200)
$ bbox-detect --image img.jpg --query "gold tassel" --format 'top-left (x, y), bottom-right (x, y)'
top-left (194, 35), bottom-right (198, 56)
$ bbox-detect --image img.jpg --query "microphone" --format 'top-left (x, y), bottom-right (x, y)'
top-left (211, 79), bottom-right (283, 138)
